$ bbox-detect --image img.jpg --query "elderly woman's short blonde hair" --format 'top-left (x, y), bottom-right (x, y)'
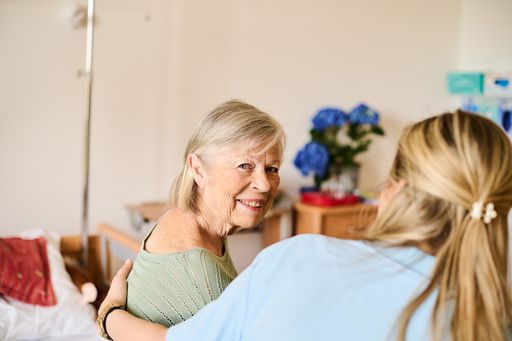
top-left (169, 100), bottom-right (285, 212)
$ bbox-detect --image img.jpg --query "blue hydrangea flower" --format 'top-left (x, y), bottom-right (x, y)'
top-left (293, 142), bottom-right (330, 177)
top-left (312, 108), bottom-right (346, 131)
top-left (348, 103), bottom-right (380, 125)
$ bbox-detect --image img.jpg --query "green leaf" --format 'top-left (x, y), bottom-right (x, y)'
top-left (310, 128), bottom-right (322, 141)
top-left (371, 125), bottom-right (385, 135)
top-left (347, 123), bottom-right (360, 141)
top-left (352, 140), bottom-right (371, 154)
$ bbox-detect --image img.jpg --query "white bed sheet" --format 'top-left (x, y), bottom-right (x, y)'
top-left (0, 295), bottom-right (99, 341)
top-left (0, 229), bottom-right (99, 341)
top-left (41, 334), bottom-right (104, 341)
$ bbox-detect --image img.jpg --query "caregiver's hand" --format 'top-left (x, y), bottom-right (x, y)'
top-left (96, 259), bottom-right (167, 340)
top-left (99, 259), bottom-right (132, 311)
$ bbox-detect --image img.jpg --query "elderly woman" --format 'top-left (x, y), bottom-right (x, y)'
top-left (99, 110), bottom-right (512, 341)
top-left (121, 100), bottom-right (285, 327)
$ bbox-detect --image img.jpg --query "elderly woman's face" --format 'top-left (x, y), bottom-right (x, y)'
top-left (194, 144), bottom-right (281, 235)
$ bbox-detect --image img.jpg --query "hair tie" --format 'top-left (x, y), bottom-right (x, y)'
top-left (470, 200), bottom-right (497, 224)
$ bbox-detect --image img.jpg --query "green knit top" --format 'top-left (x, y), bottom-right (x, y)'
top-left (126, 225), bottom-right (238, 327)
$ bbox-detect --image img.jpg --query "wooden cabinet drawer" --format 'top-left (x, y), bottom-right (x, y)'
top-left (294, 203), bottom-right (377, 239)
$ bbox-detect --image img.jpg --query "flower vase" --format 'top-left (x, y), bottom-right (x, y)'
top-left (322, 164), bottom-right (360, 198)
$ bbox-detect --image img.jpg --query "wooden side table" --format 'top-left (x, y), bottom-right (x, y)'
top-left (260, 208), bottom-right (292, 247)
top-left (294, 202), bottom-right (378, 239)
top-left (126, 202), bottom-right (167, 231)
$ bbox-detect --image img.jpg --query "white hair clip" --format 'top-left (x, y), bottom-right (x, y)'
top-left (470, 200), bottom-right (497, 224)
top-left (470, 200), bottom-right (483, 220)
top-left (483, 203), bottom-right (497, 224)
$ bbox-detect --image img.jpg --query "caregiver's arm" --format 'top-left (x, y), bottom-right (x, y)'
top-left (107, 309), bottom-right (167, 340)
top-left (98, 260), bottom-right (167, 340)
top-left (101, 249), bottom-right (261, 341)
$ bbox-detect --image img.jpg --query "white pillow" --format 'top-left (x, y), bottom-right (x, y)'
top-left (0, 229), bottom-right (98, 340)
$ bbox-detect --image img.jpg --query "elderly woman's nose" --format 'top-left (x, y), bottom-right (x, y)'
top-left (252, 169), bottom-right (271, 192)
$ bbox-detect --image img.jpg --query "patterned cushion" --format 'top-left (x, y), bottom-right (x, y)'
top-left (0, 236), bottom-right (57, 306)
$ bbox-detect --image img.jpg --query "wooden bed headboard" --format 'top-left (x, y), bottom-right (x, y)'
top-left (60, 224), bottom-right (141, 287)
top-left (60, 235), bottom-right (102, 285)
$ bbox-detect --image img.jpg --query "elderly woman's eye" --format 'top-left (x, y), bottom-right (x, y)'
top-left (238, 163), bottom-right (252, 170)
top-left (266, 166), bottom-right (279, 174)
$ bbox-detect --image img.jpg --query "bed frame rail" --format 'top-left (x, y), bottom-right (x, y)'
top-left (97, 223), bottom-right (140, 284)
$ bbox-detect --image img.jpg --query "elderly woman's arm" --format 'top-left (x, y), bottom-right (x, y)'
top-left (98, 260), bottom-right (167, 340)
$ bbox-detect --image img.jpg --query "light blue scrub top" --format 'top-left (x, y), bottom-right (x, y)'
top-left (166, 234), bottom-right (436, 341)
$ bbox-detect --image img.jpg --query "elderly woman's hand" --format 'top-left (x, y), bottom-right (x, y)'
top-left (98, 259), bottom-right (132, 312)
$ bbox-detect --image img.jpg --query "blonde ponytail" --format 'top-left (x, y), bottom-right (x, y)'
top-left (365, 110), bottom-right (512, 340)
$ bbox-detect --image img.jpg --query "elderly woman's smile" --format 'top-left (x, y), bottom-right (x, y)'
top-left (236, 198), bottom-right (266, 210)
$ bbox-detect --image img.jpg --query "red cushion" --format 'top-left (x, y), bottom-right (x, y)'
top-left (0, 236), bottom-right (57, 306)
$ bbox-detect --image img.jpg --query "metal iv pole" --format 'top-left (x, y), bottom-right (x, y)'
top-left (81, 0), bottom-right (95, 269)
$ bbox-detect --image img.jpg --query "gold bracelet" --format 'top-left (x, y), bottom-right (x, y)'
top-left (97, 303), bottom-right (125, 340)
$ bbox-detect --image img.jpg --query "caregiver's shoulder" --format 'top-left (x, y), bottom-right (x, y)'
top-left (257, 233), bottom-right (368, 261)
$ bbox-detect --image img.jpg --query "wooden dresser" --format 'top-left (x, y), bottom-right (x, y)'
top-left (294, 202), bottom-right (378, 239)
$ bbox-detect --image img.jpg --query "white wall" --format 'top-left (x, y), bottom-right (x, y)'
top-left (458, 0), bottom-right (512, 70)
top-left (0, 0), bottom-right (168, 235)
top-left (0, 0), bottom-right (84, 235)
top-left (158, 0), bottom-right (460, 199)
top-left (2, 0), bottom-right (509, 236)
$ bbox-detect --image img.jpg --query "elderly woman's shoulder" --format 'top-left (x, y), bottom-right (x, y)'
top-left (145, 208), bottom-right (204, 254)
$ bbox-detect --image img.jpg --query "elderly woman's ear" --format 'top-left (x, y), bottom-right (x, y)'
top-left (188, 154), bottom-right (206, 188)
